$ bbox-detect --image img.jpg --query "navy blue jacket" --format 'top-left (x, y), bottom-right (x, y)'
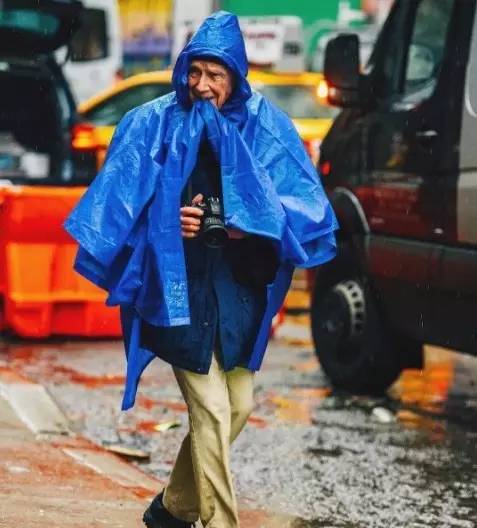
top-left (141, 143), bottom-right (266, 373)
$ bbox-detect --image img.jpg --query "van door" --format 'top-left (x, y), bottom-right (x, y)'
top-left (431, 3), bottom-right (477, 355)
top-left (358, 0), bottom-right (457, 342)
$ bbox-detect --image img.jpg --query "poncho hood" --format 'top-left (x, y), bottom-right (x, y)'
top-left (172, 11), bottom-right (252, 121)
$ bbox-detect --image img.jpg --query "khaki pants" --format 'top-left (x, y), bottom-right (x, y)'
top-left (163, 353), bottom-right (254, 528)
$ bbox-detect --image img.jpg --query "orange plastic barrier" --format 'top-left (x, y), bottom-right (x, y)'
top-left (0, 185), bottom-right (121, 338)
top-left (0, 187), bottom-right (6, 332)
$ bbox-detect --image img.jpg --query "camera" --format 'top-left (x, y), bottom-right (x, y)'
top-left (193, 197), bottom-right (229, 248)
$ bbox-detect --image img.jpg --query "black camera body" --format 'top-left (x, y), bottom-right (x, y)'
top-left (194, 196), bottom-right (229, 248)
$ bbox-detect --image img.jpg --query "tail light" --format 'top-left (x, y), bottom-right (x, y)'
top-left (71, 122), bottom-right (103, 180)
top-left (303, 138), bottom-right (322, 167)
top-left (71, 122), bottom-right (100, 151)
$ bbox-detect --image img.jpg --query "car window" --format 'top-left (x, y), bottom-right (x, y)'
top-left (0, 9), bottom-right (58, 35)
top-left (83, 83), bottom-right (173, 125)
top-left (70, 8), bottom-right (108, 62)
top-left (403, 0), bottom-right (453, 96)
top-left (253, 84), bottom-right (338, 119)
top-left (367, 2), bottom-right (409, 99)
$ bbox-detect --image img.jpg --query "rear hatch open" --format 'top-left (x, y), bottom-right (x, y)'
top-left (0, 0), bottom-right (83, 183)
top-left (0, 0), bottom-right (83, 56)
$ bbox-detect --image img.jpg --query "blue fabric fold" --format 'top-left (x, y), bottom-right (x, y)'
top-left (64, 11), bottom-right (338, 410)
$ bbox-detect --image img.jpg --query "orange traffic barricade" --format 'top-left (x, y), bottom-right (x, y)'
top-left (0, 187), bottom-right (6, 332)
top-left (0, 185), bottom-right (121, 338)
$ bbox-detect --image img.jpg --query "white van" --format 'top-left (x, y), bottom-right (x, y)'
top-left (60, 0), bottom-right (122, 102)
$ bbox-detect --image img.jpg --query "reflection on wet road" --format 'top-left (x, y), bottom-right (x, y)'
top-left (1, 331), bottom-right (476, 527)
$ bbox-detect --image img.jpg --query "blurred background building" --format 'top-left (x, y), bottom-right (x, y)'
top-left (115, 0), bottom-right (395, 78)
top-left (118, 0), bottom-right (173, 76)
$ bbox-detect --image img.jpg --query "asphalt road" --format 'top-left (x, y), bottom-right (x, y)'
top-left (1, 321), bottom-right (476, 528)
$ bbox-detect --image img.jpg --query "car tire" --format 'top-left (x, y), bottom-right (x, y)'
top-left (311, 243), bottom-right (421, 394)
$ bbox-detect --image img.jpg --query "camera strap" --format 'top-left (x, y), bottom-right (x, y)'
top-left (186, 178), bottom-right (193, 204)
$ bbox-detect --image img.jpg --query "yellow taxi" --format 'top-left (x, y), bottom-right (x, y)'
top-left (77, 70), bottom-right (337, 169)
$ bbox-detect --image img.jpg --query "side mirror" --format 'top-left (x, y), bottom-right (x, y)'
top-left (324, 34), bottom-right (361, 107)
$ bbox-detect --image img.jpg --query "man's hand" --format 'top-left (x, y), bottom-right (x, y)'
top-left (181, 193), bottom-right (247, 240)
top-left (181, 193), bottom-right (204, 238)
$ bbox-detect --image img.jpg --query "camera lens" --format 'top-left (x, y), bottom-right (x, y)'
top-left (201, 197), bottom-right (228, 248)
top-left (203, 223), bottom-right (229, 248)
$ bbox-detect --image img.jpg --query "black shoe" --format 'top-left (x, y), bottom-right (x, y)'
top-left (143, 491), bottom-right (193, 528)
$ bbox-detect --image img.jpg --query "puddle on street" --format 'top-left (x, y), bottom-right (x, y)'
top-left (391, 345), bottom-right (477, 431)
top-left (392, 346), bottom-right (455, 412)
top-left (268, 387), bottom-right (332, 425)
top-left (303, 346), bottom-right (477, 528)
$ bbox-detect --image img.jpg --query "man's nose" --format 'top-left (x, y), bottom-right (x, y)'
top-left (196, 74), bottom-right (210, 93)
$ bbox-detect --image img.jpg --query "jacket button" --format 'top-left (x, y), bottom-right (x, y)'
top-left (203, 321), bottom-right (209, 327)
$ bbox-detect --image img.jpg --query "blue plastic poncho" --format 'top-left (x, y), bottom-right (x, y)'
top-left (64, 11), bottom-right (338, 410)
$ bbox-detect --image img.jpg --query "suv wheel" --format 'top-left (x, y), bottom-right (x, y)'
top-left (311, 244), bottom-right (420, 394)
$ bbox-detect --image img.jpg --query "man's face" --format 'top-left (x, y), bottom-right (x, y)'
top-left (188, 59), bottom-right (234, 109)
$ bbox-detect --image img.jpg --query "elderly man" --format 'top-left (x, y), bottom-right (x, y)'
top-left (65, 11), bottom-right (337, 528)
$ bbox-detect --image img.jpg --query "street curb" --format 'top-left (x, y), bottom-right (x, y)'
top-left (63, 447), bottom-right (161, 495)
top-left (0, 366), bottom-right (161, 498)
top-left (0, 381), bottom-right (71, 435)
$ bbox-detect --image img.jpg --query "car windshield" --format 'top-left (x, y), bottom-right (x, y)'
top-left (83, 83), bottom-right (173, 125)
top-left (254, 84), bottom-right (338, 119)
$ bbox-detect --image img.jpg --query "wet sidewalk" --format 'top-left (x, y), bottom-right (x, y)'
top-left (0, 366), bottom-right (297, 528)
top-left (2, 278), bottom-right (475, 527)
top-left (0, 367), bottom-right (161, 527)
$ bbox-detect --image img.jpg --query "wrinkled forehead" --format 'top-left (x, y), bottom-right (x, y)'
top-left (189, 57), bottom-right (231, 75)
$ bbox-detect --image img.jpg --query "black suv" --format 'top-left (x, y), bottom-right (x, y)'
top-left (312, 0), bottom-right (477, 393)
top-left (0, 0), bottom-right (96, 185)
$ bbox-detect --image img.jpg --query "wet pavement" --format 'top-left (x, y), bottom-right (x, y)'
top-left (0, 316), bottom-right (476, 527)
